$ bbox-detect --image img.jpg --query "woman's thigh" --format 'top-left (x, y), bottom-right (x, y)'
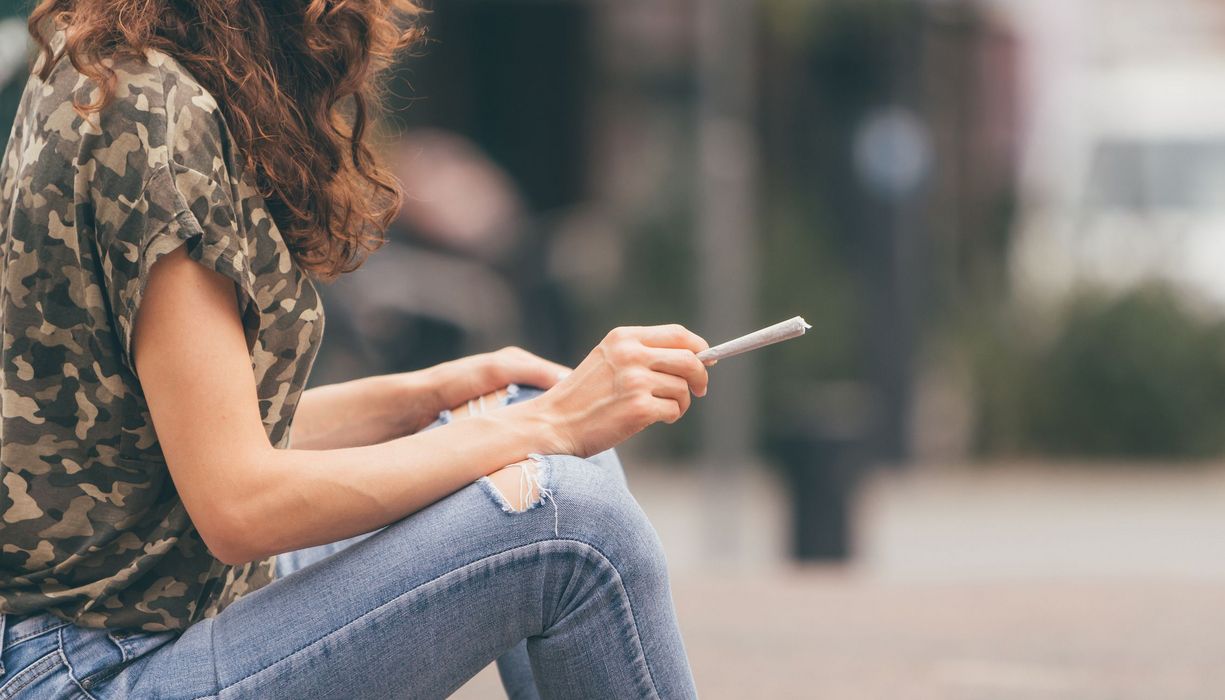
top-left (105, 450), bottom-right (674, 700)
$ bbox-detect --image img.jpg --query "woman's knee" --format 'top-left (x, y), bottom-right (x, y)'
top-left (479, 453), bottom-right (667, 576)
top-left (538, 454), bottom-right (668, 579)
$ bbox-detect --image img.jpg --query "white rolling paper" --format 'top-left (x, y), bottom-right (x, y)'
top-left (696, 316), bottom-right (811, 363)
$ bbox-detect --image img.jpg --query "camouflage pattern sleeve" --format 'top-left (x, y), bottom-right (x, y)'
top-left (84, 52), bottom-right (261, 375)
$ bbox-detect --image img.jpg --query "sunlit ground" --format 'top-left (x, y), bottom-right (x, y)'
top-left (456, 460), bottom-right (1225, 698)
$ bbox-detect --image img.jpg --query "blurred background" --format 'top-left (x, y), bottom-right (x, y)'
top-left (6, 0), bottom-right (1225, 696)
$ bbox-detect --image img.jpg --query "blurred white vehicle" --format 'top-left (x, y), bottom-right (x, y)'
top-left (1013, 58), bottom-right (1225, 310)
top-left (1000, 0), bottom-right (1225, 311)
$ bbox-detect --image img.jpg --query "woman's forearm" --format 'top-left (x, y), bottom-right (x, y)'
top-left (291, 373), bottom-right (437, 450)
top-left (290, 349), bottom-right (572, 450)
top-left (206, 398), bottom-right (562, 565)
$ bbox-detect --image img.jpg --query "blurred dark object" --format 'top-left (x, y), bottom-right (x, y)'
top-left (385, 0), bottom-right (591, 213)
top-left (974, 284), bottom-right (1225, 459)
top-left (769, 382), bottom-right (873, 561)
top-left (777, 435), bottom-right (856, 561)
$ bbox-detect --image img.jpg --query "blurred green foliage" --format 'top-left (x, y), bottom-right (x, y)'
top-left (974, 285), bottom-right (1225, 459)
top-left (760, 199), bottom-right (862, 382)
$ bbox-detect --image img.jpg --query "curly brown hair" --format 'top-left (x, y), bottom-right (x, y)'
top-left (28, 0), bottom-right (423, 280)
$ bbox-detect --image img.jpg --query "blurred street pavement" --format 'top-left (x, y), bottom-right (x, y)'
top-left (455, 461), bottom-right (1225, 698)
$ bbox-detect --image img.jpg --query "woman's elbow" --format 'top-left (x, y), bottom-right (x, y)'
top-left (173, 454), bottom-right (284, 565)
top-left (205, 534), bottom-right (262, 566)
top-left (191, 501), bottom-right (271, 566)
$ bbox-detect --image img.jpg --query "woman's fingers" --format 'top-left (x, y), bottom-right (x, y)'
top-left (490, 346), bottom-right (572, 390)
top-left (514, 356), bottom-right (573, 389)
top-left (650, 371), bottom-right (692, 422)
top-left (646, 348), bottom-right (709, 397)
top-left (634, 324), bottom-right (709, 354)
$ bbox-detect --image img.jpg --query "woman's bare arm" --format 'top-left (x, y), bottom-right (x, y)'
top-left (290, 348), bottom-right (571, 450)
top-left (289, 374), bottom-right (435, 450)
top-left (133, 247), bottom-right (710, 565)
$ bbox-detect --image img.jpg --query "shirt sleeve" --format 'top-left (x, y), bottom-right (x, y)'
top-left (86, 83), bottom-right (261, 376)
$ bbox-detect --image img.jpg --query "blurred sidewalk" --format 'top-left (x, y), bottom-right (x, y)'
top-left (455, 461), bottom-right (1225, 698)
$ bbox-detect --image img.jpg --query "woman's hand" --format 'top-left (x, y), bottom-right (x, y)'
top-left (529, 325), bottom-right (712, 457)
top-left (424, 346), bottom-right (572, 417)
top-left (292, 346), bottom-right (568, 450)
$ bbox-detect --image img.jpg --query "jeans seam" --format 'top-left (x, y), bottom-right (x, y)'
top-left (209, 616), bottom-right (222, 696)
top-left (105, 632), bottom-right (129, 665)
top-left (59, 627), bottom-right (101, 700)
top-left (196, 538), bottom-right (660, 699)
top-left (7, 622), bottom-right (70, 648)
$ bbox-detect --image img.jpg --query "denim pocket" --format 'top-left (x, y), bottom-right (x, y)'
top-left (105, 627), bottom-right (178, 666)
top-left (61, 623), bottom-right (177, 696)
top-left (0, 613), bottom-right (69, 700)
top-left (0, 649), bottom-right (62, 700)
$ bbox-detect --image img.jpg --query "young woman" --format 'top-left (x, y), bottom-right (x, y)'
top-left (0, 1), bottom-right (709, 697)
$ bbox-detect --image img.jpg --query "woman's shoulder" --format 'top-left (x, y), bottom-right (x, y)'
top-left (139, 48), bottom-right (226, 129)
top-left (32, 41), bottom-right (230, 177)
top-left (139, 49), bottom-right (237, 179)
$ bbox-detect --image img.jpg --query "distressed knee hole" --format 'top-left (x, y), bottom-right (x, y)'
top-left (484, 458), bottom-right (545, 512)
top-left (479, 455), bottom-right (560, 535)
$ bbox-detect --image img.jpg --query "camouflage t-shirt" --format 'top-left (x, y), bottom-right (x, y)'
top-left (0, 44), bottom-right (325, 631)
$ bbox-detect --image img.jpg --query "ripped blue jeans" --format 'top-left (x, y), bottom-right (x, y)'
top-left (0, 386), bottom-right (697, 699)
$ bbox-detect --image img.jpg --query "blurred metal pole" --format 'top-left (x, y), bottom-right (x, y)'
top-left (695, 0), bottom-right (759, 561)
